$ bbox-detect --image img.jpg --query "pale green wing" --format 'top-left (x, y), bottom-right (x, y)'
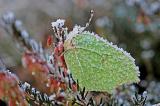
top-left (64, 32), bottom-right (139, 93)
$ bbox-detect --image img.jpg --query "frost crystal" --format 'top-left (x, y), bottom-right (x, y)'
top-left (2, 11), bottom-right (15, 24)
top-left (51, 19), bottom-right (65, 29)
top-left (66, 25), bottom-right (86, 40)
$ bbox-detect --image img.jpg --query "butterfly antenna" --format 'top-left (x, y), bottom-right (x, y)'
top-left (84, 10), bottom-right (94, 30)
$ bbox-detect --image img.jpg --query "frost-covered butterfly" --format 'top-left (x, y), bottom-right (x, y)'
top-left (51, 10), bottom-right (140, 93)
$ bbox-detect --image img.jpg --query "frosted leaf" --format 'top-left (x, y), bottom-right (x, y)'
top-left (64, 32), bottom-right (140, 93)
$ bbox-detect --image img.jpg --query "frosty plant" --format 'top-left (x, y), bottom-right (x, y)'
top-left (50, 10), bottom-right (140, 92)
top-left (0, 10), bottom-right (140, 105)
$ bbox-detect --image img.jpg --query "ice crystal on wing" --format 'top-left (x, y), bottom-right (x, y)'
top-left (66, 25), bottom-right (86, 40)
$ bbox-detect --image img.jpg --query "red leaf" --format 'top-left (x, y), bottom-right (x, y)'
top-left (47, 35), bottom-right (53, 47)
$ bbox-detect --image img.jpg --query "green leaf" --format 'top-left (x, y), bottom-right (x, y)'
top-left (64, 32), bottom-right (139, 93)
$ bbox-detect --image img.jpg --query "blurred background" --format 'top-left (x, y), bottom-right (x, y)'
top-left (0, 0), bottom-right (160, 103)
